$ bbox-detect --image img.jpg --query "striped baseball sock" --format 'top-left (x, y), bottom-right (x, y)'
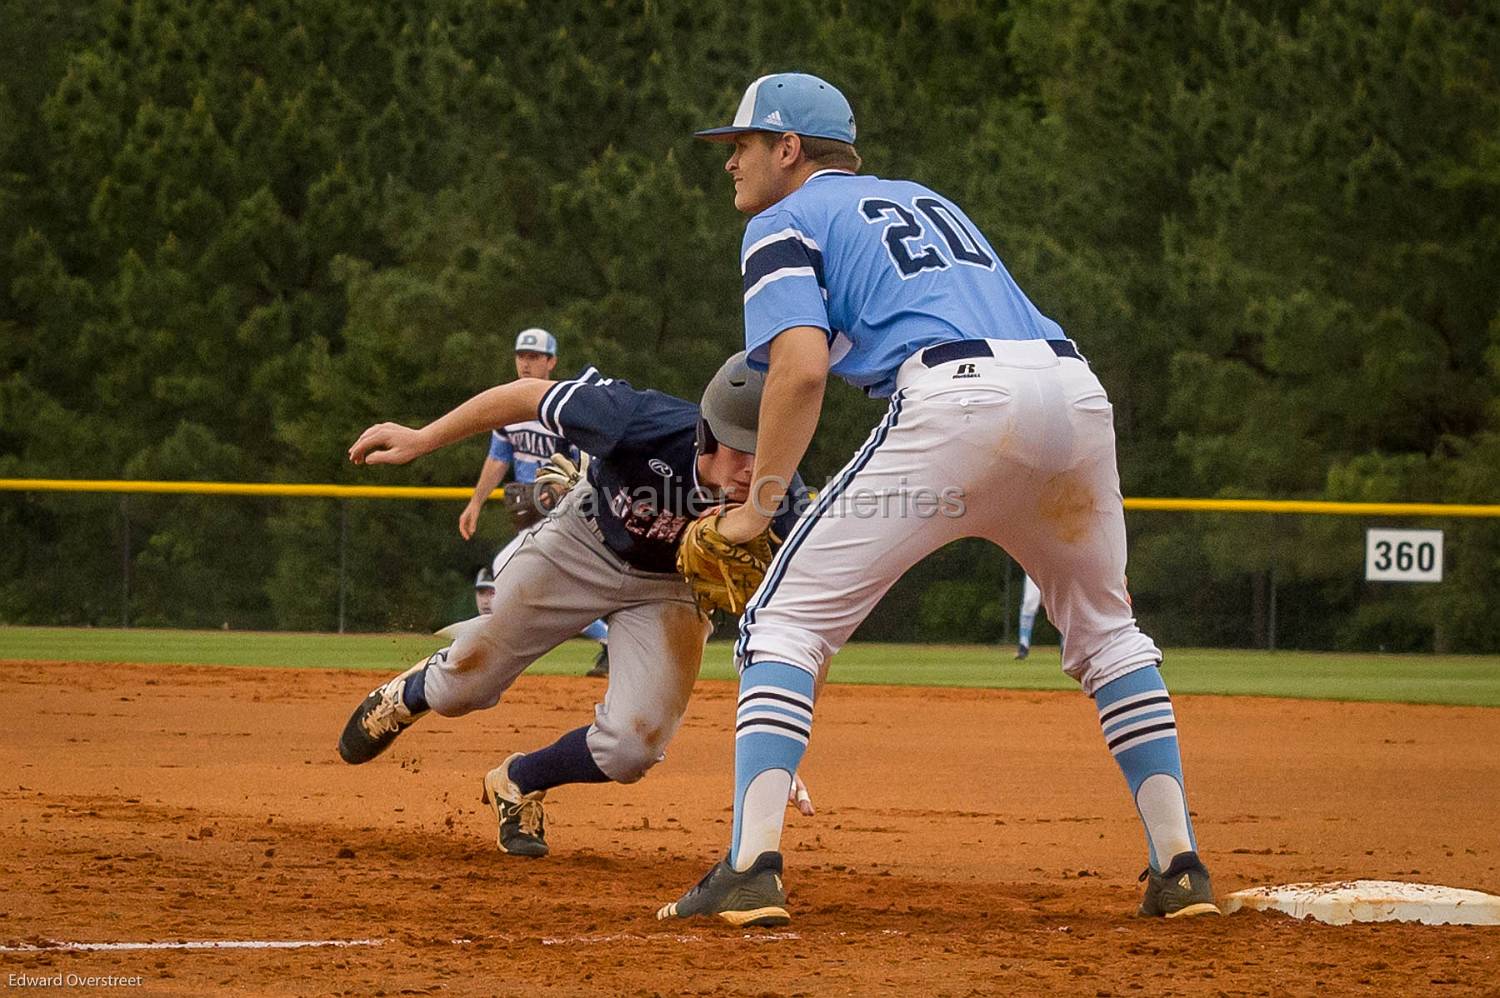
top-left (730, 660), bottom-right (815, 872)
top-left (1095, 666), bottom-right (1197, 872)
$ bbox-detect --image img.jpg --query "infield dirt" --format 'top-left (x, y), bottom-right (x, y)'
top-left (3, 660), bottom-right (1498, 996)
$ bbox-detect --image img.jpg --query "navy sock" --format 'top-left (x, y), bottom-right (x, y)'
top-left (400, 664), bottom-right (429, 714)
top-left (511, 726), bottom-right (610, 794)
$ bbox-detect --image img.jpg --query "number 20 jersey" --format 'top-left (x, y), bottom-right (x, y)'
top-left (740, 169), bottom-right (1067, 398)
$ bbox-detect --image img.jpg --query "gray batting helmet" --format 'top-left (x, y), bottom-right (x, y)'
top-left (696, 352), bottom-right (765, 454)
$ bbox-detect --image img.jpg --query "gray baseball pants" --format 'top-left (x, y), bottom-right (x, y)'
top-left (424, 490), bottom-right (710, 783)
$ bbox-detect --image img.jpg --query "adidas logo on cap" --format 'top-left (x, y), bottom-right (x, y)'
top-left (763, 109), bottom-right (785, 127)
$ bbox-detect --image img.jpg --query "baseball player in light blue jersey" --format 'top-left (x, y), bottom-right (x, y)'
top-left (461, 328), bottom-right (610, 677)
top-left (659, 73), bottom-right (1217, 926)
top-left (459, 328), bottom-right (569, 536)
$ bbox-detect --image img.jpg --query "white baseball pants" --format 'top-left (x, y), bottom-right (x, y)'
top-left (738, 338), bottom-right (1160, 696)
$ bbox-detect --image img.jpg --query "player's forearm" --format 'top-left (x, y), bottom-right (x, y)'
top-left (418, 380), bottom-right (553, 454)
top-left (748, 327), bottom-right (829, 518)
top-left (470, 458), bottom-right (509, 504)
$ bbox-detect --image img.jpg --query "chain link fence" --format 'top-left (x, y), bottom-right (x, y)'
top-left (3, 481), bottom-right (1497, 653)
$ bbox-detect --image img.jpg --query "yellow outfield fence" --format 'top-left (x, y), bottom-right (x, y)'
top-left (3, 478), bottom-right (1497, 649)
top-left (1122, 498), bottom-right (1500, 518)
top-left (1, 478), bottom-right (1498, 517)
top-left (0, 478), bottom-right (471, 501)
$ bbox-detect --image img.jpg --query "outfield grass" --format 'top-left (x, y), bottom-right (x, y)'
top-left (1, 626), bottom-right (1497, 707)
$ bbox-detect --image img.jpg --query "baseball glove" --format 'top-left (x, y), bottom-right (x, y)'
top-left (503, 481), bottom-right (544, 530)
top-left (675, 512), bottom-right (774, 616)
top-left (534, 452), bottom-right (589, 494)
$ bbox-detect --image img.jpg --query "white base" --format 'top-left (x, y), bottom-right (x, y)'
top-left (1223, 880), bottom-right (1500, 926)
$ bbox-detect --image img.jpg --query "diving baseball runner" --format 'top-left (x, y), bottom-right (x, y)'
top-left (460, 328), bottom-right (610, 677)
top-left (338, 354), bottom-right (811, 857)
top-left (659, 73), bottom-right (1218, 926)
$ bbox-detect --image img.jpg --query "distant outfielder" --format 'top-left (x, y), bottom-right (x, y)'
top-left (338, 354), bottom-right (812, 857)
top-left (1015, 573), bottom-right (1042, 660)
top-left (460, 328), bottom-right (609, 677)
top-left (658, 73), bottom-right (1217, 926)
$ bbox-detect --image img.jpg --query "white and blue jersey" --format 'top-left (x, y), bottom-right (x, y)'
top-left (536, 368), bottom-right (808, 574)
top-left (488, 421), bottom-right (576, 484)
top-left (740, 170), bottom-right (1066, 397)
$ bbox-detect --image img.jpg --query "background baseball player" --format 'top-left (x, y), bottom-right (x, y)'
top-left (338, 354), bottom-right (811, 857)
top-left (461, 327), bottom-right (610, 677)
top-left (659, 73), bottom-right (1217, 926)
top-left (474, 566), bottom-right (496, 616)
top-left (1015, 572), bottom-right (1043, 660)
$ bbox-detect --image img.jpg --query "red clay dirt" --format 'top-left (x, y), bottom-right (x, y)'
top-left (3, 660), bottom-right (1498, 996)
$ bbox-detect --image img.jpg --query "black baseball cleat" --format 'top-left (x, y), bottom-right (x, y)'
top-left (656, 852), bottom-right (790, 927)
top-left (1014, 644), bottom-right (1030, 661)
top-left (337, 662), bottom-right (429, 764)
top-left (481, 753), bottom-right (549, 857)
top-left (585, 644), bottom-right (610, 678)
top-left (1138, 850), bottom-right (1220, 918)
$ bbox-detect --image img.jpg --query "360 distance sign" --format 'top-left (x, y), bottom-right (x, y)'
top-left (1365, 528), bottom-right (1443, 583)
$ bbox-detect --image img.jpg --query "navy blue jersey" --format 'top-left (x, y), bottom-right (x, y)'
top-left (537, 368), bottom-right (808, 574)
top-left (741, 170), bottom-right (1066, 397)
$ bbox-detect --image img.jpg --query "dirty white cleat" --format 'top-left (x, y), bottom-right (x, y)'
top-left (481, 752), bottom-right (549, 857)
top-left (336, 659), bottom-right (430, 764)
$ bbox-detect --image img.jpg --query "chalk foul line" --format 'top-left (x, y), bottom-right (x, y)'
top-left (0, 938), bottom-right (389, 953)
top-left (4, 929), bottom-right (902, 953)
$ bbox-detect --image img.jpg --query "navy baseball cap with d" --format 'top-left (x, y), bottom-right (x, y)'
top-left (695, 73), bottom-right (855, 144)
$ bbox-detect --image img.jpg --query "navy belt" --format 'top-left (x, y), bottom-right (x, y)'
top-left (921, 338), bottom-right (1082, 366)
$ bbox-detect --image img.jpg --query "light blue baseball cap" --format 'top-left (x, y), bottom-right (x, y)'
top-left (514, 327), bottom-right (557, 355)
top-left (695, 73), bottom-right (856, 144)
